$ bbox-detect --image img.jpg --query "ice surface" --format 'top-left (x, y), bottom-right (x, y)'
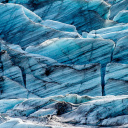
top-left (114, 10), bottom-right (128, 23)
top-left (0, 0), bottom-right (128, 127)
top-left (26, 38), bottom-right (115, 65)
top-left (0, 95), bottom-right (128, 127)
top-left (0, 40), bottom-right (102, 98)
top-left (0, 3), bottom-right (79, 48)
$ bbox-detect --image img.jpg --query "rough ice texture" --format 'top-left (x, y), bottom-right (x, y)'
top-left (109, 0), bottom-right (128, 20)
top-left (0, 95), bottom-right (128, 127)
top-left (26, 38), bottom-right (115, 64)
top-left (0, 0), bottom-right (128, 127)
top-left (113, 10), bottom-right (128, 23)
top-left (0, 0), bottom-right (115, 34)
top-left (0, 3), bottom-right (79, 48)
top-left (0, 40), bottom-right (102, 98)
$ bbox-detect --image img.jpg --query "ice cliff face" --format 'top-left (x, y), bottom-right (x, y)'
top-left (0, 0), bottom-right (115, 34)
top-left (0, 0), bottom-right (128, 127)
top-left (0, 3), bottom-right (80, 48)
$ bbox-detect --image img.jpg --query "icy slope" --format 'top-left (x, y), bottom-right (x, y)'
top-left (26, 38), bottom-right (115, 65)
top-left (0, 95), bottom-right (128, 127)
top-left (0, 0), bottom-right (128, 127)
top-left (0, 3), bottom-right (79, 48)
top-left (0, 40), bottom-right (102, 98)
top-left (0, 0), bottom-right (115, 34)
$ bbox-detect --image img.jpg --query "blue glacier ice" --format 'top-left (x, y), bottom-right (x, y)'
top-left (0, 0), bottom-right (128, 127)
top-left (1, 0), bottom-right (115, 33)
top-left (0, 3), bottom-right (79, 48)
top-left (113, 10), bottom-right (128, 23)
top-left (26, 38), bottom-right (115, 65)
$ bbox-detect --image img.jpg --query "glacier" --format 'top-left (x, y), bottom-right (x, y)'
top-left (0, 0), bottom-right (128, 127)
